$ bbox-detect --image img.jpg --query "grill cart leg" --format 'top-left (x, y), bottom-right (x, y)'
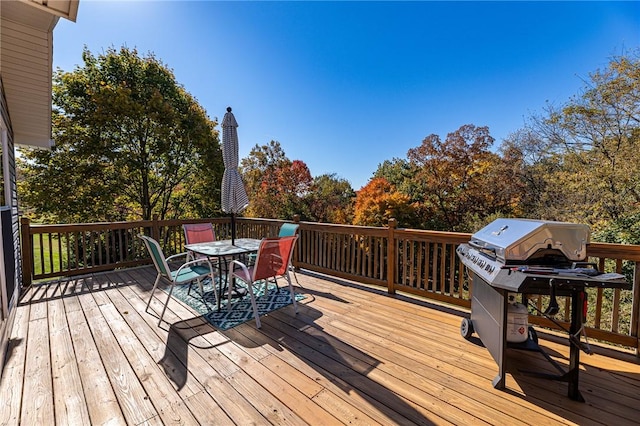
top-left (567, 290), bottom-right (586, 402)
top-left (518, 289), bottom-right (588, 402)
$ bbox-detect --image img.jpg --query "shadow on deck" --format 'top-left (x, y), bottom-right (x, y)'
top-left (2, 266), bottom-right (639, 425)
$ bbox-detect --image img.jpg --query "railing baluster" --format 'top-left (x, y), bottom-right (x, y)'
top-left (18, 216), bottom-right (640, 352)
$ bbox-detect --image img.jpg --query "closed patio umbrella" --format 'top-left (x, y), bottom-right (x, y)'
top-left (221, 107), bottom-right (249, 244)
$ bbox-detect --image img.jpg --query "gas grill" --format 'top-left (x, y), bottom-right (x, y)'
top-left (457, 218), bottom-right (630, 402)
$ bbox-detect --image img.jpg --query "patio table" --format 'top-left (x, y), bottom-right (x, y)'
top-left (185, 238), bottom-right (261, 308)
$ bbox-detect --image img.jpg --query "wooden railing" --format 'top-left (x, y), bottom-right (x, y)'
top-left (20, 216), bottom-right (640, 353)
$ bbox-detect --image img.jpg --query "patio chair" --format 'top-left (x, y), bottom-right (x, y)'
top-left (139, 234), bottom-right (218, 326)
top-left (245, 222), bottom-right (300, 287)
top-left (227, 236), bottom-right (299, 328)
top-left (183, 222), bottom-right (216, 260)
top-left (278, 223), bottom-right (300, 284)
top-left (278, 222), bottom-right (299, 237)
top-left (183, 222), bottom-right (229, 289)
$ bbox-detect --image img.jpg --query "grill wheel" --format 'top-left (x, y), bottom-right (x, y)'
top-left (460, 317), bottom-right (474, 339)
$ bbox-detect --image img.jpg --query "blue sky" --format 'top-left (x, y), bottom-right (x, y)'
top-left (53, 1), bottom-right (639, 190)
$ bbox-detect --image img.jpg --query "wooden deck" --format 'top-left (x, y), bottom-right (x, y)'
top-left (1, 266), bottom-right (639, 425)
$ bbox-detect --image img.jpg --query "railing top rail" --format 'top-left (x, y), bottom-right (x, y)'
top-left (588, 242), bottom-right (640, 262)
top-left (25, 220), bottom-right (154, 232)
top-left (23, 217), bottom-right (231, 233)
top-left (394, 228), bottom-right (471, 243)
top-left (297, 221), bottom-right (389, 235)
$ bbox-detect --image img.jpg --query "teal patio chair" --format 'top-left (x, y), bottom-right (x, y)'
top-left (139, 234), bottom-right (218, 326)
top-left (278, 223), bottom-right (300, 284)
top-left (278, 222), bottom-right (299, 238)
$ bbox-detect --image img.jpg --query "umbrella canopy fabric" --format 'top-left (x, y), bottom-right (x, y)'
top-left (221, 108), bottom-right (249, 214)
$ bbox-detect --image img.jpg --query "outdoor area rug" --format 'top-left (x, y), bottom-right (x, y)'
top-left (166, 278), bottom-right (306, 330)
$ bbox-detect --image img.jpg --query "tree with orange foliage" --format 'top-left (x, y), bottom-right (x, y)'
top-left (353, 177), bottom-right (415, 227)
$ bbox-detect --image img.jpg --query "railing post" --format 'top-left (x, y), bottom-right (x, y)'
top-left (387, 218), bottom-right (397, 294)
top-left (152, 214), bottom-right (160, 241)
top-left (292, 215), bottom-right (301, 270)
top-left (632, 261), bottom-right (640, 357)
top-left (20, 217), bottom-right (33, 288)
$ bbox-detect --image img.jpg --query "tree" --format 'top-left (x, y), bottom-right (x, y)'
top-left (353, 177), bottom-right (415, 227)
top-left (241, 141), bottom-right (313, 220)
top-left (528, 52), bottom-right (640, 228)
top-left (241, 140), bottom-right (288, 211)
top-left (18, 46), bottom-right (223, 222)
top-left (498, 129), bottom-right (561, 221)
top-left (373, 158), bottom-right (422, 203)
top-left (407, 124), bottom-right (519, 231)
top-left (305, 174), bottom-right (355, 224)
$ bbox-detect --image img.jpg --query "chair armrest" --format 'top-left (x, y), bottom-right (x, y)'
top-left (267, 253), bottom-right (285, 270)
top-left (228, 259), bottom-right (251, 281)
top-left (166, 252), bottom-right (190, 262)
top-left (175, 257), bottom-right (216, 276)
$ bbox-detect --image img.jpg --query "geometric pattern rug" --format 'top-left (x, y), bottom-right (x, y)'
top-left (166, 278), bottom-right (306, 330)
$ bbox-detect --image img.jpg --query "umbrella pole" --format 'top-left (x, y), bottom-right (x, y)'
top-left (231, 213), bottom-right (236, 245)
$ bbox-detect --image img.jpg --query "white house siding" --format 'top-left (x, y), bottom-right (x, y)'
top-left (0, 0), bottom-right (78, 375)
top-left (1, 1), bottom-right (57, 148)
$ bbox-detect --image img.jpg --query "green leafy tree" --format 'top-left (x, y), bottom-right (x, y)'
top-left (498, 128), bottom-right (561, 221)
top-left (525, 52), bottom-right (640, 230)
top-left (305, 174), bottom-right (355, 224)
top-left (18, 46), bottom-right (223, 222)
top-left (373, 158), bottom-right (423, 203)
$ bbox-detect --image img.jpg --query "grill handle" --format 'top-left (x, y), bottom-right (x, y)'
top-left (545, 278), bottom-right (560, 316)
top-left (468, 240), bottom-right (497, 259)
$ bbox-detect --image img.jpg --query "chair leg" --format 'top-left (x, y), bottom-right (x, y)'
top-left (158, 284), bottom-right (175, 326)
top-left (290, 264), bottom-right (299, 284)
top-left (187, 275), bottom-right (207, 296)
top-left (146, 274), bottom-right (162, 312)
top-left (227, 272), bottom-right (235, 310)
top-left (262, 279), bottom-right (271, 296)
top-left (227, 275), bottom-right (261, 328)
top-left (285, 272), bottom-right (298, 314)
top-left (247, 282), bottom-right (261, 328)
top-left (209, 272), bottom-right (219, 308)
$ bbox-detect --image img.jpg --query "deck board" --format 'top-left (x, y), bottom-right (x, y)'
top-left (49, 297), bottom-right (91, 425)
top-left (1, 265), bottom-right (640, 425)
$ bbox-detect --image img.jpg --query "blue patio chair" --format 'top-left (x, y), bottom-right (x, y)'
top-left (139, 234), bottom-right (218, 326)
top-left (278, 222), bottom-right (299, 238)
top-left (278, 223), bottom-right (300, 284)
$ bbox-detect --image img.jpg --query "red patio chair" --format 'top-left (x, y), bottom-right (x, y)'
top-left (183, 222), bottom-right (216, 249)
top-left (226, 236), bottom-right (299, 328)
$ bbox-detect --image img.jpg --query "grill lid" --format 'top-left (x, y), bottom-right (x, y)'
top-left (469, 218), bottom-right (590, 262)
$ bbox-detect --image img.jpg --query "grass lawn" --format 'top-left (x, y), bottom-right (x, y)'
top-left (32, 233), bottom-right (66, 276)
